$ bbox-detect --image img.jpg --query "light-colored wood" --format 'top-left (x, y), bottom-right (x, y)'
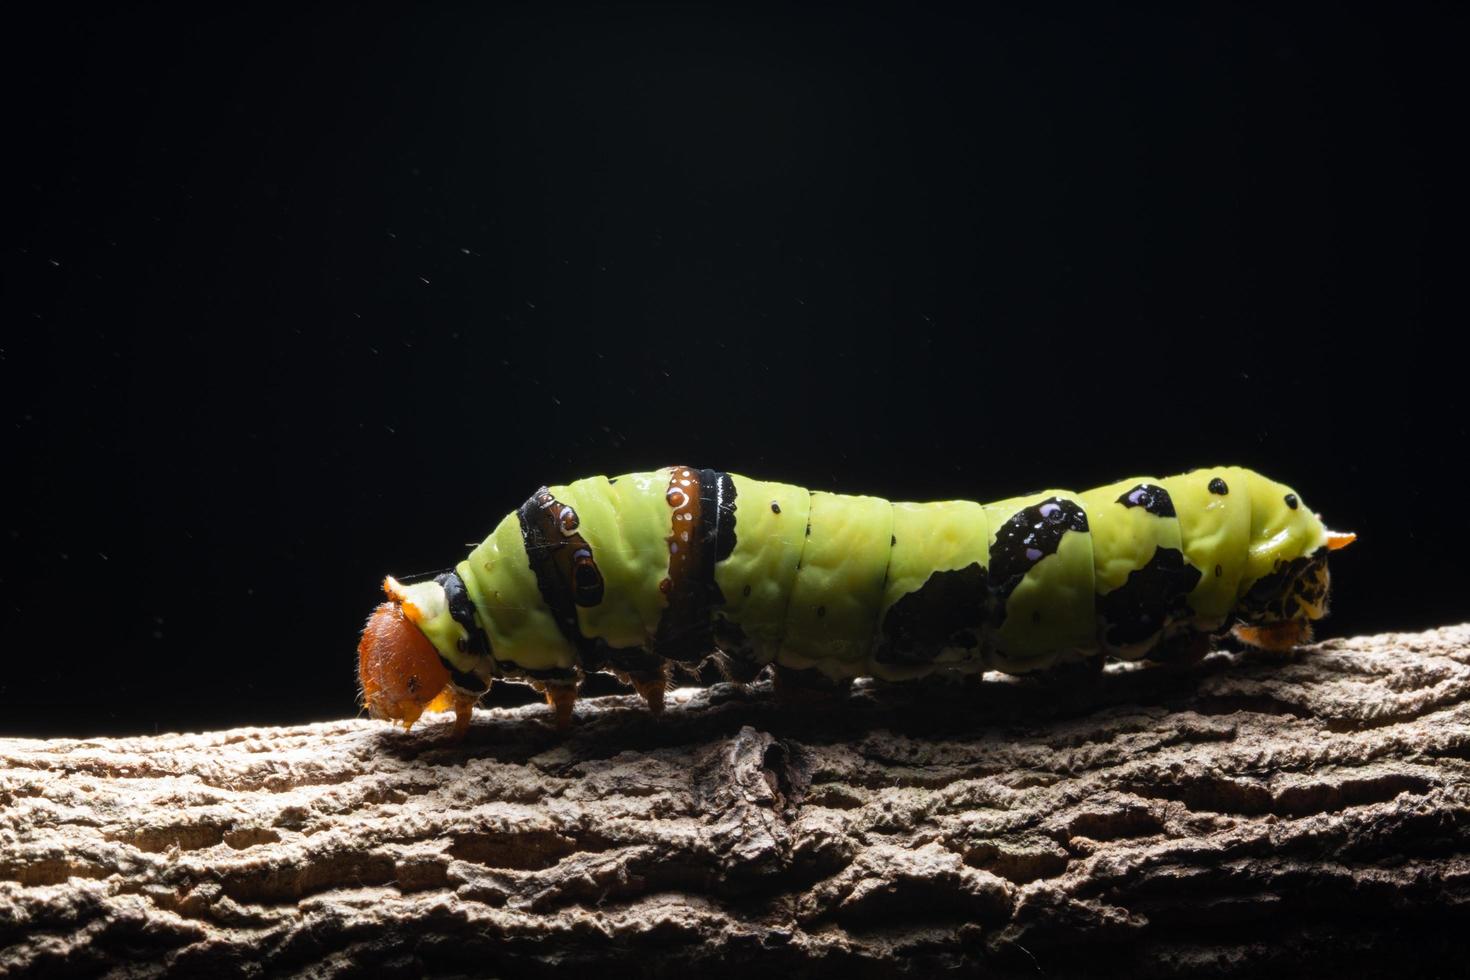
top-left (3, 625), bottom-right (1468, 977)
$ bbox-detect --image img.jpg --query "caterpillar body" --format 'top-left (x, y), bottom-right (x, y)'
top-left (358, 466), bottom-right (1356, 734)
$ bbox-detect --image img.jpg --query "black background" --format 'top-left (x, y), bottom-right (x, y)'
top-left (4, 3), bottom-right (1463, 737)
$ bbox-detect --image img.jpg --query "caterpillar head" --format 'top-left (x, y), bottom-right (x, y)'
top-left (357, 579), bottom-right (452, 729)
top-left (1224, 470), bottom-right (1357, 652)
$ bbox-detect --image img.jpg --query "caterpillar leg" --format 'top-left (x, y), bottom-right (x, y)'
top-left (1233, 620), bottom-right (1313, 652)
top-left (543, 681), bottom-right (581, 731)
top-left (611, 665), bottom-right (670, 713)
top-left (711, 650), bottom-right (767, 686)
top-left (449, 691), bottom-right (477, 740)
top-left (628, 668), bottom-right (669, 714)
top-left (422, 687), bottom-right (479, 740)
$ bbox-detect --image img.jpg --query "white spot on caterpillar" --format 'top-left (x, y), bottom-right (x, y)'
top-left (1250, 528), bottom-right (1294, 560)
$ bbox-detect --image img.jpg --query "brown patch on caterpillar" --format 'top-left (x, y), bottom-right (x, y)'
top-left (658, 466), bottom-right (703, 615)
top-left (357, 600), bottom-right (451, 730)
top-left (523, 487), bottom-right (604, 608)
top-left (653, 467), bottom-right (732, 663)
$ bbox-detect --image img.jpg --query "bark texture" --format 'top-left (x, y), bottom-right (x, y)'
top-left (3, 625), bottom-right (1469, 978)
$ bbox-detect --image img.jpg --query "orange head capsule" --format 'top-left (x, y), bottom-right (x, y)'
top-left (358, 600), bottom-right (451, 729)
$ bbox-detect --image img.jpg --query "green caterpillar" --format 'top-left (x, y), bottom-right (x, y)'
top-left (358, 466), bottom-right (1355, 733)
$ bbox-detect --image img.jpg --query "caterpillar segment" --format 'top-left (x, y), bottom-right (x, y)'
top-left (357, 466), bottom-right (1355, 734)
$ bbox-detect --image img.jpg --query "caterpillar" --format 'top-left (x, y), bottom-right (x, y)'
top-left (358, 466), bottom-right (1355, 736)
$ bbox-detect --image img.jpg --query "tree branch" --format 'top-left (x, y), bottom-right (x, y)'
top-left (4, 625), bottom-right (1469, 977)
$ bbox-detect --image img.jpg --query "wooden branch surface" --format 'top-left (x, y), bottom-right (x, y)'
top-left (3, 625), bottom-right (1469, 978)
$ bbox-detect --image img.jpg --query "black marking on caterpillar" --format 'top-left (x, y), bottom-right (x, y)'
top-left (1238, 549), bottom-right (1328, 623)
top-left (517, 487), bottom-right (604, 661)
top-left (1097, 548), bottom-right (1202, 649)
top-left (874, 562), bottom-right (989, 667)
top-left (518, 490), bottom-right (581, 630)
top-left (1117, 483), bottom-right (1176, 518)
top-left (436, 571), bottom-right (494, 687)
top-left (989, 497), bottom-right (1089, 624)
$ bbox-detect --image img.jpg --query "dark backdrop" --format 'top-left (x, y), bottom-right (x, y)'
top-left (4, 3), bottom-right (1463, 736)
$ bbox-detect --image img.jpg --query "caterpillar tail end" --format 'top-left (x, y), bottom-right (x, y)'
top-left (1232, 619), bottom-right (1313, 652)
top-left (358, 600), bottom-right (452, 730)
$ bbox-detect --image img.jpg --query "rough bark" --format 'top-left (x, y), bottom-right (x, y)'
top-left (3, 625), bottom-right (1469, 978)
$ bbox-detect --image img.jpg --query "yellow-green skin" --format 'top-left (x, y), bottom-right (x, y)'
top-left (404, 466), bottom-right (1332, 686)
